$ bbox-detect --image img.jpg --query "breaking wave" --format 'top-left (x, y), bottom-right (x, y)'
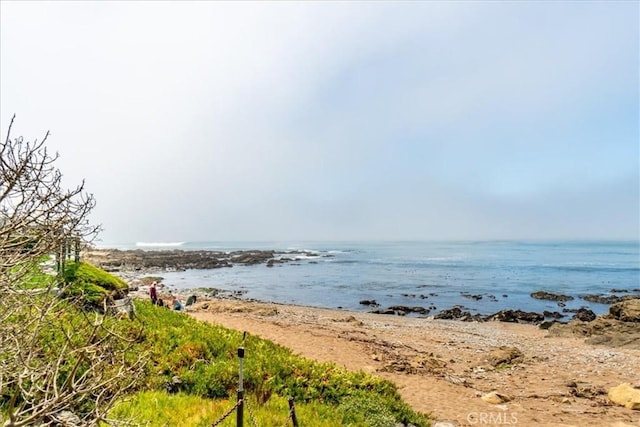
top-left (136, 242), bottom-right (185, 247)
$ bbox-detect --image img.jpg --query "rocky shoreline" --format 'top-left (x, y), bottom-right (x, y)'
top-left (82, 247), bottom-right (326, 271)
top-left (89, 247), bottom-right (640, 425)
top-left (187, 298), bottom-right (640, 426)
top-left (86, 248), bottom-right (640, 349)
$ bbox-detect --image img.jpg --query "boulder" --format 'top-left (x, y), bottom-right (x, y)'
top-left (610, 299), bottom-right (640, 322)
top-left (481, 391), bottom-right (512, 404)
top-left (608, 383), bottom-right (640, 410)
top-left (538, 320), bottom-right (560, 330)
top-left (572, 308), bottom-right (596, 322)
top-left (486, 346), bottom-right (523, 366)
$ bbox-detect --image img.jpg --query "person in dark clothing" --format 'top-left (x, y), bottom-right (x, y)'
top-left (149, 282), bottom-right (158, 305)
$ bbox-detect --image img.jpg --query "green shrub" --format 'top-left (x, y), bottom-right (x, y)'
top-left (60, 262), bottom-right (128, 305)
top-left (63, 262), bottom-right (128, 292)
top-left (131, 301), bottom-right (430, 426)
top-left (1, 298), bottom-right (145, 421)
top-left (108, 391), bottom-right (354, 427)
top-left (339, 392), bottom-right (397, 427)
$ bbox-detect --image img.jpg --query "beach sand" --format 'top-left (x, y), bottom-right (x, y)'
top-left (155, 295), bottom-right (640, 427)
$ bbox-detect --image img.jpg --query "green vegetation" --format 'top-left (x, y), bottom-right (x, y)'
top-left (2, 122), bottom-right (142, 425)
top-left (0, 266), bottom-right (145, 425)
top-left (109, 391), bottom-right (352, 426)
top-left (123, 301), bottom-right (430, 426)
top-left (4, 261), bottom-right (430, 426)
top-left (61, 261), bottom-right (129, 305)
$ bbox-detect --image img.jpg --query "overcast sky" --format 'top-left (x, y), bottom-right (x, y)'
top-left (1, 1), bottom-right (638, 244)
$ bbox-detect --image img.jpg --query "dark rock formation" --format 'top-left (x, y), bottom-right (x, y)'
top-left (370, 305), bottom-right (429, 316)
top-left (539, 320), bottom-right (561, 330)
top-left (485, 309), bottom-right (544, 324)
top-left (434, 306), bottom-right (482, 322)
top-left (543, 310), bottom-right (565, 319)
top-left (388, 305), bottom-right (430, 315)
top-left (582, 294), bottom-right (621, 304)
top-left (359, 299), bottom-right (379, 307)
top-left (530, 291), bottom-right (574, 302)
top-left (82, 248), bottom-right (319, 272)
top-left (572, 308), bottom-right (596, 322)
top-left (369, 308), bottom-right (396, 315)
top-left (461, 292), bottom-right (483, 301)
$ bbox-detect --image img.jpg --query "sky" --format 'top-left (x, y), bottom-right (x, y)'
top-left (1, 1), bottom-right (638, 243)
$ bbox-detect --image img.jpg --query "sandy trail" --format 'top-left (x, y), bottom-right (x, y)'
top-left (180, 298), bottom-right (640, 427)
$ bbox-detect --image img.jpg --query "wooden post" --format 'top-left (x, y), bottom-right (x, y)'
top-left (74, 237), bottom-right (80, 262)
top-left (237, 346), bottom-right (245, 427)
top-left (288, 397), bottom-right (299, 427)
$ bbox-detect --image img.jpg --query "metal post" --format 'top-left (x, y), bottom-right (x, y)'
top-left (237, 332), bottom-right (246, 427)
top-left (288, 397), bottom-right (299, 427)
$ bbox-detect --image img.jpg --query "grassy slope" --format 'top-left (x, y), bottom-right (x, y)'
top-left (118, 301), bottom-right (431, 426)
top-left (5, 261), bottom-right (430, 426)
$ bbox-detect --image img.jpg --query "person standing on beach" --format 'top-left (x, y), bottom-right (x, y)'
top-left (149, 282), bottom-right (158, 305)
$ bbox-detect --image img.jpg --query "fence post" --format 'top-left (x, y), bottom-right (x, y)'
top-left (74, 237), bottom-right (80, 262)
top-left (288, 397), bottom-right (299, 427)
top-left (237, 332), bottom-right (246, 427)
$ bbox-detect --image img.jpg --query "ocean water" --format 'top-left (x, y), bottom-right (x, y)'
top-left (100, 241), bottom-right (640, 316)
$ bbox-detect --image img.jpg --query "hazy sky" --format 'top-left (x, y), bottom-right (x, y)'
top-left (1, 1), bottom-right (638, 243)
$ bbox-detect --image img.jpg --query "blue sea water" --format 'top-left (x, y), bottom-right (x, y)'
top-left (100, 241), bottom-right (640, 316)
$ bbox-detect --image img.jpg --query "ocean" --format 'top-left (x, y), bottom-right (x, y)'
top-left (100, 240), bottom-right (640, 316)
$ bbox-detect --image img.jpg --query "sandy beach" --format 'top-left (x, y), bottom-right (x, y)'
top-left (139, 288), bottom-right (640, 427)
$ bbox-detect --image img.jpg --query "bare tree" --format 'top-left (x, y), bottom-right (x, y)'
top-left (0, 116), bottom-right (146, 426)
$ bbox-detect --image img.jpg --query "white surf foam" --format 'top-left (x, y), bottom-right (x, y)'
top-left (136, 242), bottom-right (185, 247)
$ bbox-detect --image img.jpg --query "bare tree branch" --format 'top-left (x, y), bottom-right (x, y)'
top-left (1, 117), bottom-right (145, 426)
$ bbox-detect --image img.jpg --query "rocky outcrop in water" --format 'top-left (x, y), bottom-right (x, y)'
top-left (82, 248), bottom-right (319, 272)
top-left (359, 299), bottom-right (379, 307)
top-left (581, 294), bottom-right (621, 304)
top-left (433, 306), bottom-right (483, 322)
top-left (530, 291), bottom-right (574, 302)
top-left (581, 294), bottom-right (640, 304)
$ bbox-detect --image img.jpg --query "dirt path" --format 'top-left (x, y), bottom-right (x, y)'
top-left (185, 299), bottom-right (640, 427)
